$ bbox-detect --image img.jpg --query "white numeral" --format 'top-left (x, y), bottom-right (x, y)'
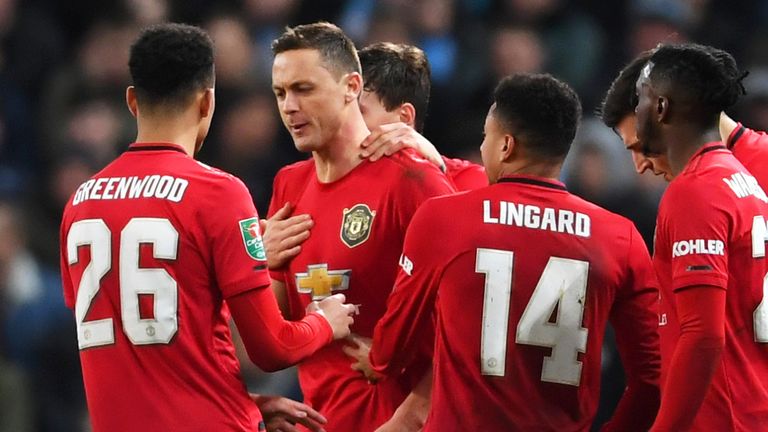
top-left (68, 220), bottom-right (114, 349)
top-left (476, 249), bottom-right (514, 376)
top-left (67, 218), bottom-right (179, 349)
top-left (120, 219), bottom-right (178, 344)
top-left (516, 258), bottom-right (589, 386)
top-left (752, 215), bottom-right (768, 342)
top-left (477, 249), bottom-right (589, 386)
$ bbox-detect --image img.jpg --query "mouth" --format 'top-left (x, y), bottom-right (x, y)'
top-left (289, 122), bottom-right (308, 134)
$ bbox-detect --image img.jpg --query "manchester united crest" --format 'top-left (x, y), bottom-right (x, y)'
top-left (340, 204), bottom-right (376, 248)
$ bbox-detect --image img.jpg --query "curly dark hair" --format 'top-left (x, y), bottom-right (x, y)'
top-left (128, 23), bottom-right (214, 110)
top-left (493, 73), bottom-right (581, 161)
top-left (600, 51), bottom-right (653, 128)
top-left (271, 22), bottom-right (361, 78)
top-left (647, 43), bottom-right (746, 123)
top-left (359, 42), bottom-right (431, 132)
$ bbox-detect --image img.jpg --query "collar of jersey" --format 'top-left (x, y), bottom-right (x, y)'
top-left (497, 174), bottom-right (567, 191)
top-left (127, 142), bottom-right (188, 154)
top-left (688, 141), bottom-right (727, 163)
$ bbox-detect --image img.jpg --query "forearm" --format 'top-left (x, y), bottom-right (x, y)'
top-left (229, 287), bottom-right (332, 371)
top-left (392, 366), bottom-right (432, 428)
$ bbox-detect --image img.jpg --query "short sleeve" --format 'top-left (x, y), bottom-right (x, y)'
top-left (662, 180), bottom-right (731, 291)
top-left (206, 176), bottom-right (272, 298)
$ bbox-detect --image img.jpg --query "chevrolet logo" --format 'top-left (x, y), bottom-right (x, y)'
top-left (296, 264), bottom-right (351, 300)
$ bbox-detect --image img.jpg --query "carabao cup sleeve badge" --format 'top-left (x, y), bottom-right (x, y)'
top-left (239, 217), bottom-right (267, 260)
top-left (340, 204), bottom-right (376, 248)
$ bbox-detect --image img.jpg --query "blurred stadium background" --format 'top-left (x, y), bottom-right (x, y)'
top-left (0, 0), bottom-right (766, 430)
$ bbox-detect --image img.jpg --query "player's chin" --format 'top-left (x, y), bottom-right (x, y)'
top-left (293, 137), bottom-right (319, 153)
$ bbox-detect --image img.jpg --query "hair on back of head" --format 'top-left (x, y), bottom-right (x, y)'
top-left (648, 43), bottom-right (746, 119)
top-left (600, 51), bottom-right (654, 128)
top-left (129, 23), bottom-right (214, 111)
top-left (271, 22), bottom-right (361, 78)
top-left (493, 73), bottom-right (581, 161)
top-left (359, 42), bottom-right (431, 132)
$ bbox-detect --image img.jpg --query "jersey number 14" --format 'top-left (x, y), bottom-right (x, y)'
top-left (476, 248), bottom-right (588, 386)
top-left (67, 218), bottom-right (179, 350)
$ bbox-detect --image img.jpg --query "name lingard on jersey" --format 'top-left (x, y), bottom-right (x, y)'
top-left (73, 175), bottom-right (189, 206)
top-left (723, 172), bottom-right (768, 203)
top-left (483, 200), bottom-right (591, 238)
top-left (672, 239), bottom-right (724, 258)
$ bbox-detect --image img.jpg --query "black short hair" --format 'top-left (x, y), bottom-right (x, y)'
top-left (493, 73), bottom-right (581, 161)
top-left (600, 51), bottom-right (654, 128)
top-left (359, 42), bottom-right (431, 132)
top-left (129, 23), bottom-right (214, 110)
top-left (648, 43), bottom-right (745, 122)
top-left (271, 22), bottom-right (361, 78)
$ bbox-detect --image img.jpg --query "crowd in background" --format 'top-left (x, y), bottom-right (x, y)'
top-left (0, 0), bottom-right (766, 430)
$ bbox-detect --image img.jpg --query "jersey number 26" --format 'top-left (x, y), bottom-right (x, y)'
top-left (67, 218), bottom-right (179, 350)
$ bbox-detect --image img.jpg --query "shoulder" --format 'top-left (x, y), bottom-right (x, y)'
top-left (274, 158), bottom-right (315, 180)
top-left (187, 161), bottom-right (253, 201)
top-left (381, 150), bottom-right (453, 190)
top-left (443, 157), bottom-right (487, 191)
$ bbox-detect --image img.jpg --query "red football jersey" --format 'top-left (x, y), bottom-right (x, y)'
top-left (442, 156), bottom-right (488, 191)
top-left (268, 151), bottom-right (454, 431)
top-left (653, 142), bottom-right (768, 431)
top-left (60, 143), bottom-right (274, 432)
top-left (728, 123), bottom-right (768, 188)
top-left (371, 174), bottom-right (661, 431)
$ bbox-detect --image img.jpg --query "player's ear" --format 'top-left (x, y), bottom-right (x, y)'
top-left (126, 86), bottom-right (139, 118)
top-left (657, 96), bottom-right (669, 123)
top-left (501, 134), bottom-right (516, 162)
top-left (398, 103), bottom-right (416, 128)
top-left (200, 88), bottom-right (215, 119)
top-left (344, 72), bottom-right (362, 103)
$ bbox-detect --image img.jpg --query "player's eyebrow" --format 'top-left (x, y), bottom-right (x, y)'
top-left (625, 140), bottom-right (641, 150)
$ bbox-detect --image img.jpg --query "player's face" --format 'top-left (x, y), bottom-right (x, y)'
top-left (615, 114), bottom-right (672, 180)
top-left (272, 49), bottom-right (349, 152)
top-left (480, 105), bottom-right (505, 184)
top-left (359, 90), bottom-right (400, 130)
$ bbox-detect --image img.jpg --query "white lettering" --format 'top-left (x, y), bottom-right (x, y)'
top-left (167, 179), bottom-right (188, 202)
top-left (672, 239), bottom-right (725, 257)
top-left (142, 175), bottom-right (160, 197)
top-left (399, 254), bottom-right (414, 276)
top-left (102, 178), bottom-right (119, 200)
top-left (480, 200), bottom-right (591, 238)
top-left (483, 200), bottom-right (498, 224)
top-left (114, 177), bottom-right (133, 199)
top-left (91, 178), bottom-right (107, 200)
top-left (155, 176), bottom-right (174, 199)
top-left (70, 176), bottom-right (189, 205)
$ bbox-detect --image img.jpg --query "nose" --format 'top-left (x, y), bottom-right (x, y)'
top-left (632, 152), bottom-right (652, 174)
top-left (281, 91), bottom-right (299, 114)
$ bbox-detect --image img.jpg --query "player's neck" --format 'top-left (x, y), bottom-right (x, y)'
top-left (666, 126), bottom-right (721, 176)
top-left (135, 116), bottom-right (199, 157)
top-left (497, 160), bottom-right (562, 182)
top-left (312, 108), bottom-right (369, 183)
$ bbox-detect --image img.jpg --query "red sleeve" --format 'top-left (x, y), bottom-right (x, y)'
top-left (370, 198), bottom-right (446, 376)
top-left (206, 176), bottom-right (272, 298)
top-left (59, 210), bottom-right (75, 309)
top-left (228, 286), bottom-right (332, 372)
top-left (663, 180), bottom-right (731, 291)
top-left (650, 286), bottom-right (726, 432)
top-left (727, 124), bottom-right (768, 188)
top-left (443, 157), bottom-right (488, 191)
top-left (602, 226), bottom-right (661, 431)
